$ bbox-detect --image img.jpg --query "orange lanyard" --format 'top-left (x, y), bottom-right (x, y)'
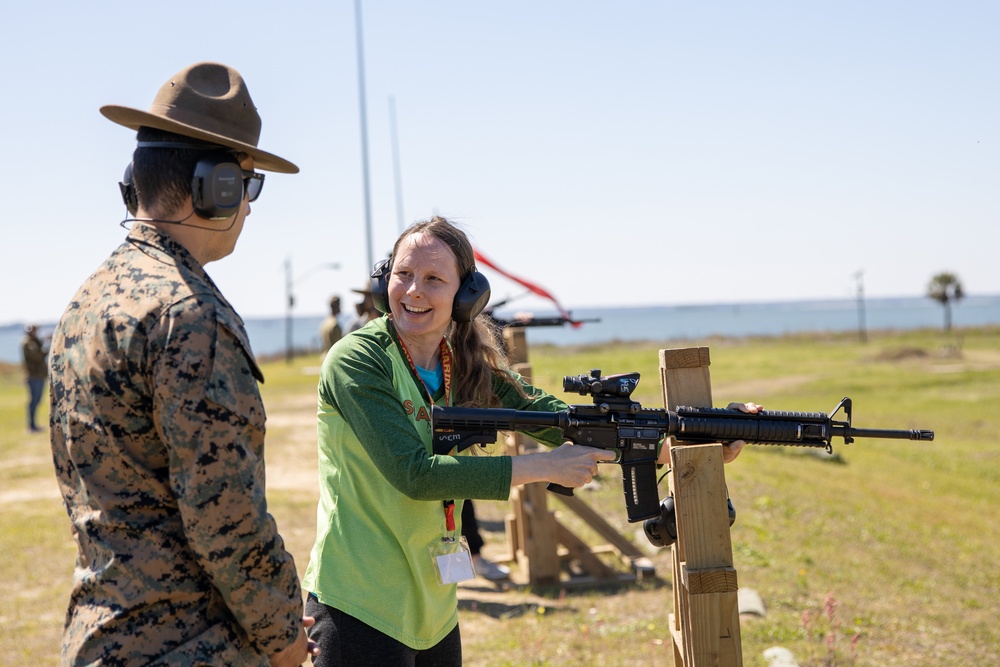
top-left (394, 330), bottom-right (457, 532)
top-left (396, 335), bottom-right (453, 408)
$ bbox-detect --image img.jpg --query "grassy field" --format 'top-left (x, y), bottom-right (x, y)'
top-left (1, 326), bottom-right (998, 666)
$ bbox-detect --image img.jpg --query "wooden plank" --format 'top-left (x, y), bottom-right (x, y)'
top-left (503, 350), bottom-right (562, 585)
top-left (659, 346), bottom-right (712, 370)
top-left (685, 591), bottom-right (743, 667)
top-left (682, 566), bottom-right (739, 595)
top-left (660, 346), bottom-right (743, 666)
top-left (672, 548), bottom-right (683, 632)
top-left (676, 559), bottom-right (693, 666)
top-left (658, 347), bottom-right (713, 410)
top-left (554, 493), bottom-right (646, 559)
top-left (549, 573), bottom-right (638, 591)
top-left (501, 513), bottom-right (519, 563)
top-left (503, 327), bottom-right (528, 366)
top-left (555, 520), bottom-right (617, 579)
top-left (671, 443), bottom-right (734, 570)
top-left (669, 613), bottom-right (685, 667)
top-left (659, 347), bottom-right (715, 470)
top-left (517, 478), bottom-right (561, 585)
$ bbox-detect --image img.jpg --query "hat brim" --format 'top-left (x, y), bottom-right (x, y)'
top-left (100, 105), bottom-right (299, 174)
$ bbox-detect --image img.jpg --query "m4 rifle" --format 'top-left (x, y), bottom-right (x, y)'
top-left (432, 370), bottom-right (934, 524)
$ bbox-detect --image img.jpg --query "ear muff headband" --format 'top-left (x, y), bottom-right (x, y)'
top-left (369, 258), bottom-right (491, 323)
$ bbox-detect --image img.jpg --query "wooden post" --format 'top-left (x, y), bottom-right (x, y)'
top-left (499, 327), bottom-right (654, 586)
top-left (503, 328), bottom-right (561, 584)
top-left (660, 347), bottom-right (743, 667)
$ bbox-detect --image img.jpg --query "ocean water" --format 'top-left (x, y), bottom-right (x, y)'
top-left (3, 294), bottom-right (998, 365)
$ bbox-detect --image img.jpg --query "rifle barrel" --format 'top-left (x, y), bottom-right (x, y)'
top-left (849, 428), bottom-right (935, 441)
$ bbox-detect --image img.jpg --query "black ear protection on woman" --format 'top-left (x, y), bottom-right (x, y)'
top-left (369, 258), bottom-right (492, 323)
top-left (118, 142), bottom-right (245, 220)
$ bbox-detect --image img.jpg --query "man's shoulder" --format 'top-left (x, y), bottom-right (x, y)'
top-left (77, 239), bottom-right (225, 319)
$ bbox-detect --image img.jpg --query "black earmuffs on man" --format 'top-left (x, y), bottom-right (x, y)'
top-left (119, 142), bottom-right (248, 220)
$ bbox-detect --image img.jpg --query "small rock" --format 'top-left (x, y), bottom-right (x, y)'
top-left (738, 588), bottom-right (766, 616)
top-left (763, 646), bottom-right (799, 667)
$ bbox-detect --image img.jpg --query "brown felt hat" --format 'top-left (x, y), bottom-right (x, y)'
top-left (100, 62), bottom-right (298, 174)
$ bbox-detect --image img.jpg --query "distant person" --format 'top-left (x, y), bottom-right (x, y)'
top-left (47, 62), bottom-right (317, 666)
top-left (319, 295), bottom-right (343, 356)
top-left (21, 323), bottom-right (48, 433)
top-left (347, 285), bottom-right (381, 332)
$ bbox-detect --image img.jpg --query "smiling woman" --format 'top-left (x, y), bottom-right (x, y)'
top-left (387, 232), bottom-right (465, 368)
top-left (300, 216), bottom-right (618, 666)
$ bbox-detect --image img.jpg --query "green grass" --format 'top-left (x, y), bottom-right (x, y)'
top-left (510, 328), bottom-right (1000, 666)
top-left (2, 326), bottom-right (998, 666)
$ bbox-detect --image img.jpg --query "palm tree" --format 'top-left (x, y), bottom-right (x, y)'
top-left (927, 272), bottom-right (964, 331)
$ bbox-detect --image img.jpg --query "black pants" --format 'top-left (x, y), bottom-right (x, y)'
top-left (305, 594), bottom-right (462, 667)
top-left (461, 499), bottom-right (483, 556)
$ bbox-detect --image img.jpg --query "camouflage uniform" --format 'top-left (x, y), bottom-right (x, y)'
top-left (49, 223), bottom-right (302, 666)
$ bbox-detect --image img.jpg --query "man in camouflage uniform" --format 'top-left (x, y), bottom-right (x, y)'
top-left (48, 63), bottom-right (317, 666)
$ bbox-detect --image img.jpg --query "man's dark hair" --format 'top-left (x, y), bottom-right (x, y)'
top-left (130, 127), bottom-right (207, 216)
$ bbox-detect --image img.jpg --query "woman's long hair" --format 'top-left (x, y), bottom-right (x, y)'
top-left (391, 217), bottom-right (521, 407)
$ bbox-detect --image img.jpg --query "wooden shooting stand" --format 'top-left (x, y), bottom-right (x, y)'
top-left (492, 334), bottom-right (743, 664)
top-left (660, 347), bottom-right (743, 666)
top-left (497, 327), bottom-right (654, 587)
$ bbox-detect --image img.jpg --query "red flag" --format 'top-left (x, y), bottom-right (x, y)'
top-left (473, 249), bottom-right (580, 327)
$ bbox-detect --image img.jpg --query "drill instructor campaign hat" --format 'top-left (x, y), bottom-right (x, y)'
top-left (100, 62), bottom-right (298, 173)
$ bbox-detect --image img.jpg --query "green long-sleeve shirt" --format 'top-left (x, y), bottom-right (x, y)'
top-left (302, 316), bottom-right (565, 649)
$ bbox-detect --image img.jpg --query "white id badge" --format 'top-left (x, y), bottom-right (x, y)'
top-left (430, 536), bottom-right (476, 585)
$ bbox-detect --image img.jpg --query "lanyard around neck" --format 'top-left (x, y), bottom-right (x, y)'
top-left (393, 326), bottom-right (458, 535)
top-left (396, 334), bottom-right (453, 408)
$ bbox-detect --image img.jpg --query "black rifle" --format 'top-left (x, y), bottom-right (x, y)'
top-left (432, 370), bottom-right (934, 524)
top-left (488, 314), bottom-right (601, 329)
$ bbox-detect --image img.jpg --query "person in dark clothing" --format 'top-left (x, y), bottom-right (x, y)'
top-left (21, 323), bottom-right (48, 432)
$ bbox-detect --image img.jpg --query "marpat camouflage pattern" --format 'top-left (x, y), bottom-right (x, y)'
top-left (48, 223), bottom-right (302, 666)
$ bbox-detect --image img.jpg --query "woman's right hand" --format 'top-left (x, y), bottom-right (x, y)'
top-left (510, 442), bottom-right (617, 489)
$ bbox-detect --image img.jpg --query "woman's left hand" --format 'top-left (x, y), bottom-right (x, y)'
top-left (721, 401), bottom-right (763, 463)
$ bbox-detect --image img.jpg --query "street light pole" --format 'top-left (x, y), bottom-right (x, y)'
top-left (389, 95), bottom-right (406, 236)
top-left (853, 269), bottom-right (867, 344)
top-left (355, 0), bottom-right (374, 269)
top-left (284, 257), bottom-right (341, 363)
top-left (285, 256), bottom-right (294, 363)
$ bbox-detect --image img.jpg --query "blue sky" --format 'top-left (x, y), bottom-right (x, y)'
top-left (1, 1), bottom-right (996, 325)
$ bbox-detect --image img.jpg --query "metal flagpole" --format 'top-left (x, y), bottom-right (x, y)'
top-left (355, 0), bottom-right (374, 269)
top-left (389, 95), bottom-right (406, 235)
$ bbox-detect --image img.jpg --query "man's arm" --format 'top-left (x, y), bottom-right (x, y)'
top-left (154, 301), bottom-right (304, 657)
